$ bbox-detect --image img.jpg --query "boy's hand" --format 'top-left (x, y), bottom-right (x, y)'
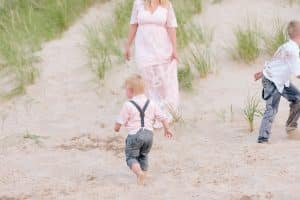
top-left (254, 71), bottom-right (263, 81)
top-left (114, 123), bottom-right (121, 133)
top-left (164, 128), bottom-right (173, 139)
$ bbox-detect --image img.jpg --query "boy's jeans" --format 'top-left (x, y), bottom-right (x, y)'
top-left (259, 77), bottom-right (300, 140)
top-left (125, 129), bottom-right (153, 171)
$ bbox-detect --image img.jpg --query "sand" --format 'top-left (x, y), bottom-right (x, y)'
top-left (1, 0), bottom-right (300, 199)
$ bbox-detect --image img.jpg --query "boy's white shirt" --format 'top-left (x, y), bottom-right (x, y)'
top-left (263, 40), bottom-right (300, 93)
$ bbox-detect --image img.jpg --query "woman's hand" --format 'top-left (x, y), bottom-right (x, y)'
top-left (124, 44), bottom-right (131, 61)
top-left (171, 49), bottom-right (179, 62)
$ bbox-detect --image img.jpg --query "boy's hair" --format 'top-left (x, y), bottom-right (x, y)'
top-left (287, 20), bottom-right (300, 39)
top-left (125, 74), bottom-right (145, 94)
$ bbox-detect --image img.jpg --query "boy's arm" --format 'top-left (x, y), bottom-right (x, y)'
top-left (153, 103), bottom-right (174, 138)
top-left (114, 102), bottom-right (130, 133)
top-left (161, 120), bottom-right (173, 138)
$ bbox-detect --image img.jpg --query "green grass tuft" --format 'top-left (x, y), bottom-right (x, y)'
top-left (243, 95), bottom-right (263, 132)
top-left (211, 0), bottom-right (223, 4)
top-left (233, 22), bottom-right (261, 63)
top-left (190, 47), bottom-right (212, 78)
top-left (0, 0), bottom-right (103, 97)
top-left (178, 63), bottom-right (194, 90)
top-left (264, 20), bottom-right (287, 55)
top-left (85, 26), bottom-right (111, 80)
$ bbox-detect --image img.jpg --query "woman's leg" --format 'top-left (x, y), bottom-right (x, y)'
top-left (139, 61), bottom-right (179, 122)
top-left (163, 60), bottom-right (179, 115)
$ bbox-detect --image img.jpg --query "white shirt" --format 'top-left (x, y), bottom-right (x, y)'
top-left (263, 40), bottom-right (300, 93)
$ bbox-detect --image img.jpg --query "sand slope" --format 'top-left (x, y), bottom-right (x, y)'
top-left (1, 0), bottom-right (300, 199)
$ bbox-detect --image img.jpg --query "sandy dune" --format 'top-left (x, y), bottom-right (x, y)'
top-left (1, 0), bottom-right (300, 199)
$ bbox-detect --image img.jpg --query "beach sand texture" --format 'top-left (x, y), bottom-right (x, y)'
top-left (1, 0), bottom-right (300, 199)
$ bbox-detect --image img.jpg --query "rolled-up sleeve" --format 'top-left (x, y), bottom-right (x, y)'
top-left (154, 103), bottom-right (168, 122)
top-left (166, 3), bottom-right (178, 28)
top-left (130, 0), bottom-right (140, 25)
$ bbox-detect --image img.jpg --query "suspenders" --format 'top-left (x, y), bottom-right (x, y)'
top-left (129, 99), bottom-right (150, 128)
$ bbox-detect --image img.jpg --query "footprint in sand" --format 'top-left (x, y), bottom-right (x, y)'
top-left (238, 195), bottom-right (260, 200)
top-left (58, 134), bottom-right (124, 156)
top-left (0, 195), bottom-right (31, 200)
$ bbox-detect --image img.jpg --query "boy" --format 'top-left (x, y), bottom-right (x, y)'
top-left (254, 20), bottom-right (300, 143)
top-left (114, 74), bottom-right (173, 185)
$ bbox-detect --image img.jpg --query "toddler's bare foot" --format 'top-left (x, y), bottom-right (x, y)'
top-left (137, 171), bottom-right (145, 186)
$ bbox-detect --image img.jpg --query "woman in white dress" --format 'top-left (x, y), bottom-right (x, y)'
top-left (124, 0), bottom-right (179, 123)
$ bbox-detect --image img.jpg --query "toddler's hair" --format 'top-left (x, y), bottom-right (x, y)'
top-left (287, 20), bottom-right (300, 39)
top-left (125, 74), bottom-right (145, 94)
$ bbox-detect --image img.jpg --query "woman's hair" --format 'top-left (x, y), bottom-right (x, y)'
top-left (144, 0), bottom-right (170, 8)
top-left (287, 20), bottom-right (300, 39)
top-left (124, 74), bottom-right (145, 94)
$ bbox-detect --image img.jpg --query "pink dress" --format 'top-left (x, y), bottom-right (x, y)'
top-left (130, 0), bottom-right (179, 117)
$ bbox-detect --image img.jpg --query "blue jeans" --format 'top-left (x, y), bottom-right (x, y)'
top-left (259, 77), bottom-right (300, 140)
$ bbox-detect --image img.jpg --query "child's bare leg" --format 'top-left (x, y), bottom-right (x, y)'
top-left (131, 163), bottom-right (145, 185)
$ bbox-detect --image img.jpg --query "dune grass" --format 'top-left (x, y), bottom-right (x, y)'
top-left (233, 22), bottom-right (261, 63)
top-left (85, 26), bottom-right (112, 80)
top-left (166, 103), bottom-right (184, 123)
top-left (178, 46), bottom-right (213, 90)
top-left (190, 46), bottom-right (213, 78)
top-left (85, 0), bottom-right (134, 80)
top-left (23, 131), bottom-right (47, 145)
top-left (264, 20), bottom-right (287, 56)
top-left (178, 63), bottom-right (194, 90)
top-left (173, 0), bottom-right (204, 49)
top-left (190, 0), bottom-right (203, 13)
top-left (288, 0), bottom-right (300, 5)
top-left (0, 0), bottom-right (102, 97)
top-left (177, 22), bottom-right (214, 89)
top-left (113, 0), bottom-right (136, 39)
top-left (243, 95), bottom-right (263, 132)
top-left (211, 0), bottom-right (223, 4)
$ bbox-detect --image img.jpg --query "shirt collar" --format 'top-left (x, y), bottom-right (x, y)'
top-left (131, 94), bottom-right (147, 100)
top-left (289, 39), bottom-right (299, 49)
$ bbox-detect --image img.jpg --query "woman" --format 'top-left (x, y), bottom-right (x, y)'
top-left (125, 0), bottom-right (179, 122)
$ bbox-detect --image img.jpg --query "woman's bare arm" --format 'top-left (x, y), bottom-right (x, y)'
top-left (167, 27), bottom-right (178, 60)
top-left (126, 24), bottom-right (138, 48)
top-left (167, 28), bottom-right (177, 50)
top-left (125, 24), bottom-right (138, 60)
